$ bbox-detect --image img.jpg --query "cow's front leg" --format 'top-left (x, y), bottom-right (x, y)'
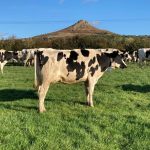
top-left (88, 81), bottom-right (95, 107)
top-left (84, 81), bottom-right (89, 105)
top-left (86, 78), bottom-right (96, 107)
top-left (38, 83), bottom-right (49, 113)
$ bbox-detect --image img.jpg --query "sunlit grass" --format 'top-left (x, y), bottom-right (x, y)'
top-left (0, 64), bottom-right (150, 150)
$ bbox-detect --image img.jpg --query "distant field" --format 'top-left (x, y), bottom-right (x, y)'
top-left (0, 64), bottom-right (150, 150)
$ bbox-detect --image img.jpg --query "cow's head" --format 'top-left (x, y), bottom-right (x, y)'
top-left (105, 51), bottom-right (127, 69)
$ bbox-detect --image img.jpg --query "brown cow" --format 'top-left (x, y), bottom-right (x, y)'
top-left (34, 49), bottom-right (127, 112)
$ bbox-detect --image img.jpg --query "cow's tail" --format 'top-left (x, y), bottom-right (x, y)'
top-left (34, 51), bottom-right (41, 90)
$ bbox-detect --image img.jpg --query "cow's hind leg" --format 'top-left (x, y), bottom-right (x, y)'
top-left (38, 83), bottom-right (49, 113)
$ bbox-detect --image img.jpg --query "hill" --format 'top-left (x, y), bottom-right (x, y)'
top-left (34, 20), bottom-right (114, 39)
top-left (1, 20), bottom-right (150, 51)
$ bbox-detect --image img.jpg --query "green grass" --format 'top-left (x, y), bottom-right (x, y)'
top-left (0, 64), bottom-right (150, 150)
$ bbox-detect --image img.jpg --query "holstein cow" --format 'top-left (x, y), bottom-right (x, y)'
top-left (22, 49), bottom-right (36, 66)
top-left (138, 48), bottom-right (150, 66)
top-left (123, 51), bottom-right (132, 62)
top-left (0, 49), bottom-right (6, 74)
top-left (123, 51), bottom-right (139, 63)
top-left (22, 48), bottom-right (55, 66)
top-left (34, 49), bottom-right (127, 113)
top-left (130, 51), bottom-right (138, 62)
top-left (0, 50), bottom-right (19, 74)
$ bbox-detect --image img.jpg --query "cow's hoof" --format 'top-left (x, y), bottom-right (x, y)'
top-left (33, 84), bottom-right (38, 90)
top-left (39, 108), bottom-right (46, 113)
top-left (89, 104), bottom-right (94, 107)
top-left (86, 102), bottom-right (94, 107)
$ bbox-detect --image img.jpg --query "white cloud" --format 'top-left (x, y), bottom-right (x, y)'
top-left (90, 20), bottom-right (100, 26)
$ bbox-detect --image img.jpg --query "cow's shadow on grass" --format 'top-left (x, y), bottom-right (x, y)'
top-left (0, 89), bottom-right (86, 111)
top-left (0, 89), bottom-right (38, 102)
top-left (0, 89), bottom-right (38, 111)
top-left (121, 84), bottom-right (150, 93)
top-left (46, 97), bottom-right (87, 106)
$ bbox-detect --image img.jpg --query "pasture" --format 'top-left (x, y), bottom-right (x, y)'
top-left (0, 64), bottom-right (150, 150)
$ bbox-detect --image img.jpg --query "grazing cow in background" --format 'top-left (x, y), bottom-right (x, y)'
top-left (4, 51), bottom-right (19, 62)
top-left (130, 51), bottom-right (138, 62)
top-left (123, 51), bottom-right (132, 62)
top-left (123, 51), bottom-right (138, 63)
top-left (0, 50), bottom-right (20, 74)
top-left (22, 48), bottom-right (55, 66)
top-left (138, 48), bottom-right (150, 66)
top-left (0, 49), bottom-right (5, 61)
top-left (34, 48), bottom-right (127, 113)
top-left (0, 49), bottom-right (6, 74)
top-left (22, 49), bottom-right (36, 66)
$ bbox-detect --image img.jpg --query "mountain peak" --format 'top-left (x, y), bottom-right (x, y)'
top-left (70, 20), bottom-right (92, 31)
top-left (76, 20), bottom-right (88, 24)
top-left (34, 20), bottom-right (114, 38)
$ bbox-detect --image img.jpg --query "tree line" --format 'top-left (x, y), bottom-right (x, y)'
top-left (0, 34), bottom-right (150, 52)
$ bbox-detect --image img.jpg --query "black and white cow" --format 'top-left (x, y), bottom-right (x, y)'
top-left (22, 48), bottom-right (55, 66)
top-left (138, 48), bottom-right (150, 66)
top-left (123, 51), bottom-right (132, 62)
top-left (34, 48), bottom-right (127, 113)
top-left (123, 51), bottom-right (138, 63)
top-left (0, 49), bottom-right (6, 74)
top-left (131, 51), bottom-right (138, 62)
top-left (0, 50), bottom-right (20, 74)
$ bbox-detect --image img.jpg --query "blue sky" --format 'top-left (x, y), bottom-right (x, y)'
top-left (0, 0), bottom-right (150, 38)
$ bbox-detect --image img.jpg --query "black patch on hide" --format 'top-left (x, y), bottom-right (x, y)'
top-left (88, 56), bottom-right (96, 67)
top-left (89, 65), bottom-right (99, 76)
top-left (66, 51), bottom-right (78, 64)
top-left (81, 49), bottom-right (89, 57)
top-left (36, 51), bottom-right (49, 67)
top-left (66, 50), bottom-right (86, 80)
top-left (105, 51), bottom-right (119, 58)
top-left (57, 52), bottom-right (64, 61)
top-left (96, 54), bottom-right (111, 72)
top-left (146, 50), bottom-right (150, 58)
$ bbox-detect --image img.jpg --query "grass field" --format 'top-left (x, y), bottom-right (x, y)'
top-left (0, 64), bottom-right (150, 150)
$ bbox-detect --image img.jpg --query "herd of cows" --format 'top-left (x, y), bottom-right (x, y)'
top-left (0, 48), bottom-right (150, 112)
